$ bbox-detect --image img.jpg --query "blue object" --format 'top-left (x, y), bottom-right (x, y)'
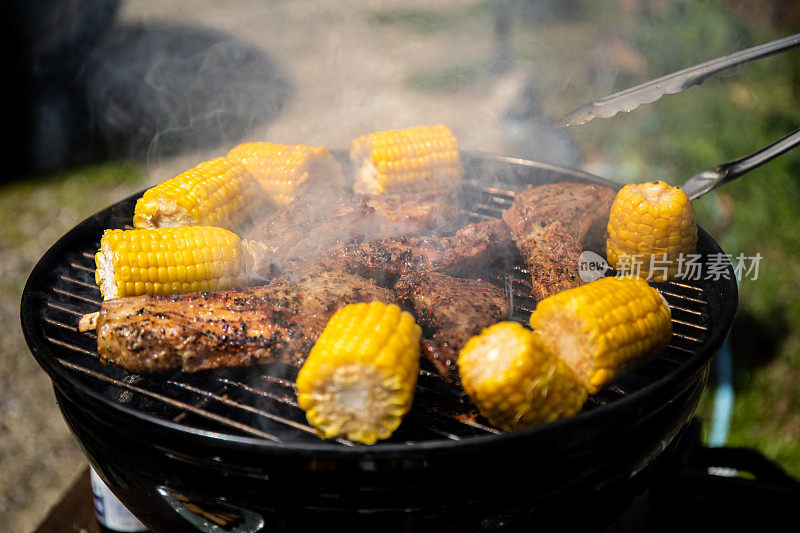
top-left (708, 336), bottom-right (734, 447)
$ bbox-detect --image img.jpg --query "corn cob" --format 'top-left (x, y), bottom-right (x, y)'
top-left (227, 142), bottom-right (345, 207)
top-left (529, 276), bottom-right (672, 394)
top-left (296, 301), bottom-right (421, 444)
top-left (458, 322), bottom-right (587, 431)
top-left (606, 180), bottom-right (697, 281)
top-left (94, 226), bottom-right (268, 299)
top-left (132, 157), bottom-right (264, 231)
top-left (350, 124), bottom-right (464, 195)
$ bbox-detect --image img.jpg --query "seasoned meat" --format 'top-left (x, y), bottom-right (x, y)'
top-left (285, 218), bottom-right (515, 286)
top-left (246, 189), bottom-right (459, 267)
top-left (95, 272), bottom-right (398, 373)
top-left (502, 182), bottom-right (616, 301)
top-left (394, 271), bottom-right (511, 381)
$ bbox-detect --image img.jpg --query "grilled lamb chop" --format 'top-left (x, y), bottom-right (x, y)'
top-left (246, 189), bottom-right (459, 268)
top-left (285, 217), bottom-right (515, 286)
top-left (502, 182), bottom-right (616, 301)
top-left (394, 271), bottom-right (511, 381)
top-left (95, 271), bottom-right (398, 373)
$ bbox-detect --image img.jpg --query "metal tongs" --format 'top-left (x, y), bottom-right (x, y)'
top-left (556, 34), bottom-right (800, 128)
top-left (680, 127), bottom-right (800, 200)
top-left (555, 33), bottom-right (800, 199)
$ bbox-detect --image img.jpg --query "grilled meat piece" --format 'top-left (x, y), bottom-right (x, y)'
top-left (95, 271), bottom-right (398, 373)
top-left (394, 271), bottom-right (511, 381)
top-left (286, 217), bottom-right (515, 286)
top-left (502, 182), bottom-right (616, 301)
top-left (246, 189), bottom-right (459, 268)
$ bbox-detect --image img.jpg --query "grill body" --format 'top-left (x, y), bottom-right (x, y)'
top-left (21, 154), bottom-right (737, 531)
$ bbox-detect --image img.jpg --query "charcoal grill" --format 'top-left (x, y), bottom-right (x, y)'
top-left (21, 153), bottom-right (737, 532)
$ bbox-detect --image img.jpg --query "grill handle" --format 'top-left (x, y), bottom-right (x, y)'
top-left (680, 127), bottom-right (800, 200)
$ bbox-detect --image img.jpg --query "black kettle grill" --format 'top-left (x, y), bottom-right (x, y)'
top-left (21, 153), bottom-right (740, 531)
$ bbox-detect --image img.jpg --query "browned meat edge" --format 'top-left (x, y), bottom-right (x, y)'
top-left (394, 271), bottom-right (511, 381)
top-left (285, 217), bottom-right (515, 286)
top-left (96, 271), bottom-right (398, 373)
top-left (502, 182), bottom-right (616, 301)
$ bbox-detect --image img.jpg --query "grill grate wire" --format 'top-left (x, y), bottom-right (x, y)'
top-left (36, 182), bottom-right (709, 445)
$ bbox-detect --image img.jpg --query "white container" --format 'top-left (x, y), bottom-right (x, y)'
top-left (90, 467), bottom-right (149, 532)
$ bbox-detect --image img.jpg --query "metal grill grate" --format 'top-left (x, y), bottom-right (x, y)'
top-left (35, 179), bottom-right (710, 446)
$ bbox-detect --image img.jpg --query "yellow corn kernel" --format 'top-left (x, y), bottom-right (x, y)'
top-left (133, 157), bottom-right (264, 231)
top-left (529, 276), bottom-right (672, 395)
top-left (227, 142), bottom-right (345, 206)
top-left (94, 226), bottom-right (265, 299)
top-left (350, 124), bottom-right (464, 195)
top-left (606, 180), bottom-right (697, 281)
top-left (458, 322), bottom-right (587, 431)
top-left (296, 302), bottom-right (421, 444)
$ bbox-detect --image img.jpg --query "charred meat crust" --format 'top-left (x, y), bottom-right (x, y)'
top-left (394, 271), bottom-right (512, 381)
top-left (421, 339), bottom-right (460, 383)
top-left (285, 217), bottom-right (515, 286)
top-left (96, 272), bottom-right (399, 373)
top-left (502, 182), bottom-right (616, 301)
top-left (279, 217), bottom-right (515, 382)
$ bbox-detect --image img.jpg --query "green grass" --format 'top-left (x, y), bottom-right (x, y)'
top-left (370, 1), bottom-right (492, 35)
top-left (371, 1), bottom-right (493, 92)
top-left (0, 162), bottom-right (145, 301)
top-left (406, 62), bottom-right (486, 92)
top-left (371, 9), bottom-right (459, 35)
top-left (0, 163), bottom-right (143, 236)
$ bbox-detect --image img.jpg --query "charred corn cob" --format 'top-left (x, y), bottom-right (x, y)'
top-left (606, 180), bottom-right (697, 281)
top-left (227, 142), bottom-right (345, 206)
top-left (94, 226), bottom-right (268, 299)
top-left (296, 301), bottom-right (421, 444)
top-left (529, 276), bottom-right (672, 394)
top-left (458, 322), bottom-right (587, 431)
top-left (133, 157), bottom-right (264, 231)
top-left (350, 124), bottom-right (464, 195)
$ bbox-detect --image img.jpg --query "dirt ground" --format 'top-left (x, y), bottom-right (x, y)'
top-left (5, 1), bottom-right (557, 531)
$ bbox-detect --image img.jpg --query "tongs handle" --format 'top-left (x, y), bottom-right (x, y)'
top-left (680, 128), bottom-right (800, 200)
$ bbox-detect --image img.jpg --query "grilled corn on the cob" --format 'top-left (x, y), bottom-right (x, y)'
top-left (529, 276), bottom-right (672, 394)
top-left (350, 124), bottom-right (464, 195)
top-left (227, 142), bottom-right (345, 206)
top-left (296, 301), bottom-right (421, 444)
top-left (94, 226), bottom-right (267, 299)
top-left (133, 157), bottom-right (264, 231)
top-left (458, 322), bottom-right (587, 431)
top-left (606, 180), bottom-right (697, 281)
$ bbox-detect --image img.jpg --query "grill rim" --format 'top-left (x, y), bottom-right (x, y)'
top-left (20, 152), bottom-right (738, 456)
